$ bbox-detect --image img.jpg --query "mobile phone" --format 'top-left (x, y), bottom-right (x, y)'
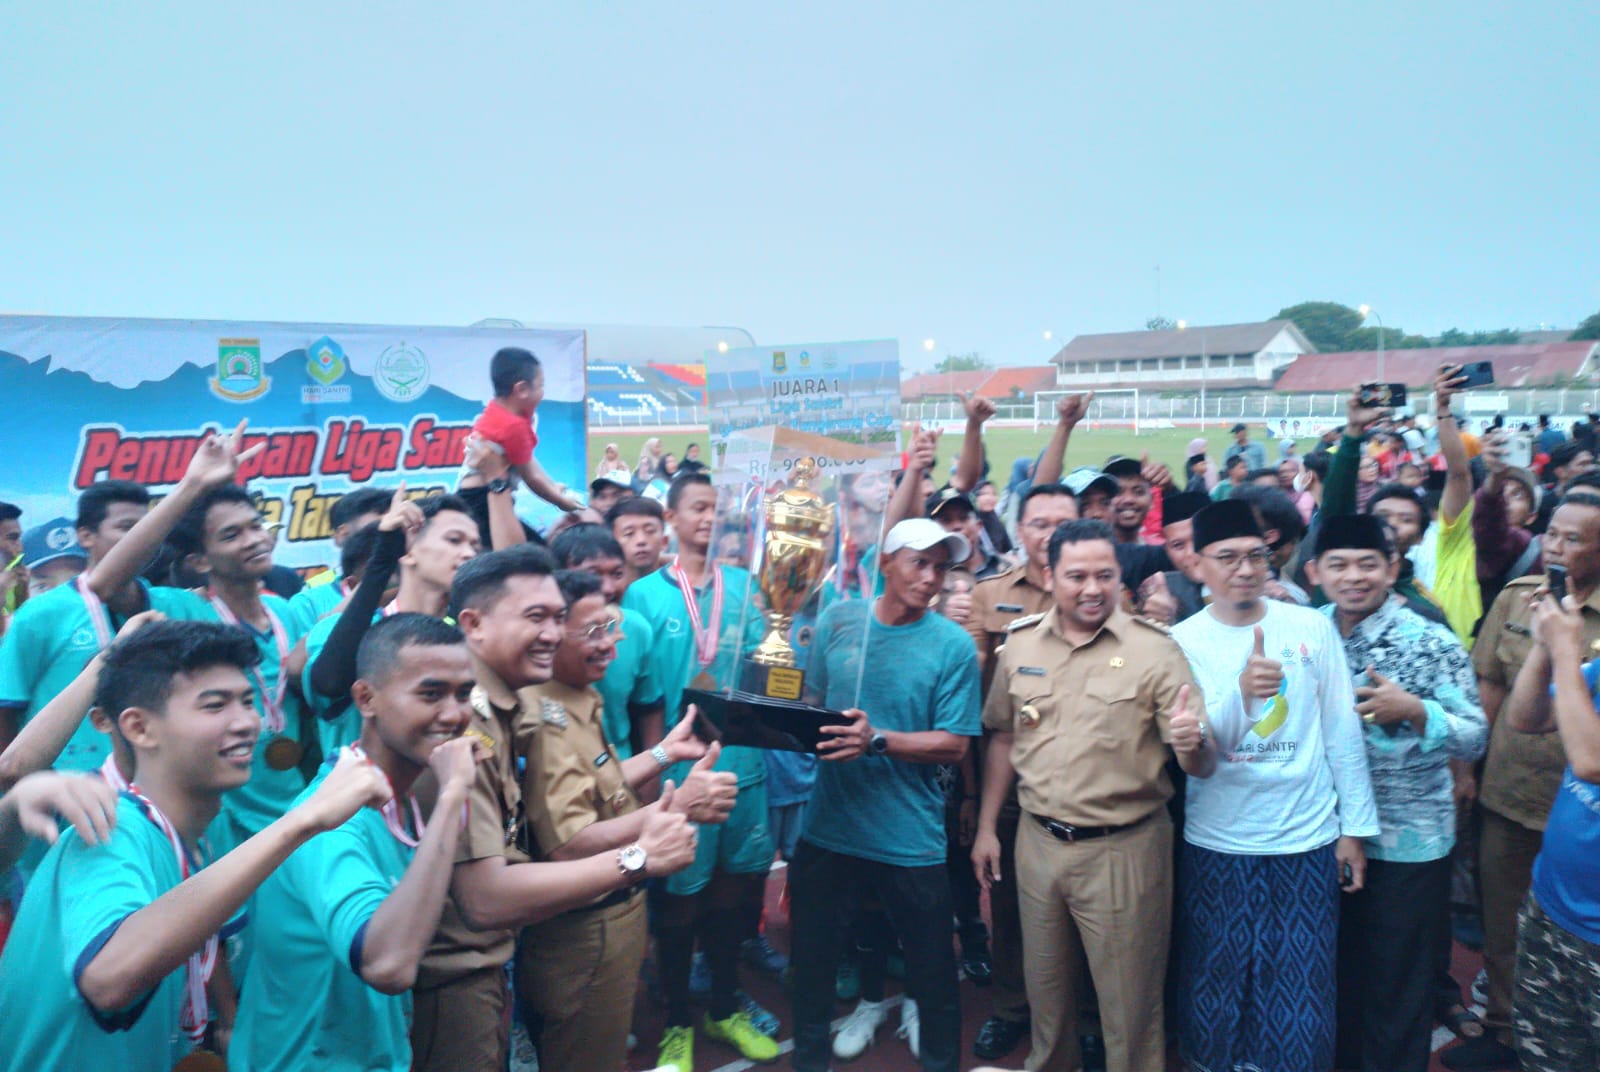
top-left (1453, 361), bottom-right (1495, 389)
top-left (1506, 431), bottom-right (1534, 469)
top-left (1358, 382), bottom-right (1407, 408)
top-left (1340, 862), bottom-right (1355, 889)
top-left (1548, 563), bottom-right (1569, 604)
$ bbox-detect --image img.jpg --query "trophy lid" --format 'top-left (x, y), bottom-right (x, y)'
top-left (766, 457), bottom-right (834, 534)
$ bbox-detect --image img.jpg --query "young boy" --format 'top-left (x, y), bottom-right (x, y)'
top-left (0, 620), bottom-right (389, 1071)
top-left (231, 614), bottom-right (479, 1071)
top-left (606, 495), bottom-right (671, 593)
top-left (621, 471), bottom-right (778, 1071)
top-left (468, 347), bottom-right (582, 512)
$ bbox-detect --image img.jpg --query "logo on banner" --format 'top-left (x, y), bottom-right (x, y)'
top-left (303, 336), bottom-right (352, 404)
top-left (374, 342), bottom-right (429, 402)
top-left (771, 351), bottom-right (787, 373)
top-left (211, 338), bottom-right (270, 402)
top-left (799, 350), bottom-right (811, 368)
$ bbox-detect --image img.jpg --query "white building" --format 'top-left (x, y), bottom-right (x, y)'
top-left (1049, 320), bottom-right (1315, 390)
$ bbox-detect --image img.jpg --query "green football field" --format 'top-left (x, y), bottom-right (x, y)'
top-left (587, 424), bottom-right (1319, 484)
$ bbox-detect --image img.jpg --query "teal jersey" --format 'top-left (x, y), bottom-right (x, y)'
top-left (284, 575), bottom-right (346, 638)
top-left (595, 608), bottom-right (663, 759)
top-left (230, 763), bottom-right (416, 1072)
top-left (621, 565), bottom-right (766, 787)
top-left (0, 580), bottom-right (193, 773)
top-left (0, 795), bottom-right (212, 1071)
top-left (300, 611), bottom-right (372, 756)
top-left (161, 589), bottom-right (311, 838)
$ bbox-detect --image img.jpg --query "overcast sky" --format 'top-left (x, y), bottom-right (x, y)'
top-left (3, 1), bottom-right (1595, 371)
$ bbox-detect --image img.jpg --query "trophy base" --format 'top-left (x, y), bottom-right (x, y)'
top-left (685, 687), bottom-right (849, 754)
top-left (741, 660), bottom-right (806, 702)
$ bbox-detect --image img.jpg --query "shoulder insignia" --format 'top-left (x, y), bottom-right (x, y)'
top-left (539, 698), bottom-right (569, 728)
top-left (465, 727), bottom-right (497, 755)
top-left (1132, 616), bottom-right (1172, 635)
top-left (469, 685), bottom-right (494, 720)
top-left (1006, 612), bottom-right (1046, 633)
top-left (1503, 575), bottom-right (1542, 589)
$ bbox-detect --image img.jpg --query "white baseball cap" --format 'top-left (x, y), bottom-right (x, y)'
top-left (883, 518), bottom-right (971, 563)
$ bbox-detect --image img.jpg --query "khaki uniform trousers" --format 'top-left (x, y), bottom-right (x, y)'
top-left (1479, 806), bottom-right (1545, 1040)
top-left (411, 963), bottom-right (510, 1072)
top-left (517, 892), bottom-right (648, 1072)
top-left (1016, 810), bottom-right (1172, 1072)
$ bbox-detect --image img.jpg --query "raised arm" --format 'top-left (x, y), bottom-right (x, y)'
top-left (952, 392), bottom-right (997, 493)
top-left (1433, 365), bottom-right (1473, 524)
top-left (1531, 595), bottom-right (1600, 781)
top-left (883, 424), bottom-right (939, 534)
top-left (1323, 391), bottom-right (1386, 519)
top-left (1032, 392), bottom-right (1092, 487)
top-left (308, 494), bottom-right (414, 703)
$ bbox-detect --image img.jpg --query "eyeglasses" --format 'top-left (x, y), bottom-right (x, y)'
top-left (565, 617), bottom-right (622, 644)
top-left (1202, 549), bottom-right (1273, 572)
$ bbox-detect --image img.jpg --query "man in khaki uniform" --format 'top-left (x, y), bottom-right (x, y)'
top-left (515, 571), bottom-right (735, 1072)
top-left (965, 481), bottom-right (1079, 1060)
top-left (973, 519), bottom-right (1216, 1072)
top-left (413, 546), bottom-right (698, 1072)
top-left (1454, 490), bottom-right (1600, 1068)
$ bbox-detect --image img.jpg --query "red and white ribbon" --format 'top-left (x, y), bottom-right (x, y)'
top-left (126, 783), bottom-right (216, 1044)
top-left (206, 592), bottom-right (289, 734)
top-left (347, 745), bottom-right (424, 847)
top-left (98, 754), bottom-right (129, 792)
top-left (75, 575), bottom-right (116, 651)
top-left (671, 559), bottom-right (723, 669)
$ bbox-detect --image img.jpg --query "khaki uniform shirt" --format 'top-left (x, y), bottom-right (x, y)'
top-left (1473, 576), bottom-right (1595, 831)
top-left (983, 607), bottom-right (1202, 827)
top-left (415, 656), bottom-right (532, 988)
top-left (516, 678), bottom-right (639, 864)
top-left (966, 565), bottom-right (1053, 693)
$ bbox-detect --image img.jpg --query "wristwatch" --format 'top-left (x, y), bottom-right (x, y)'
top-left (650, 743), bottom-right (672, 770)
top-left (617, 844), bottom-right (647, 880)
top-left (1197, 720), bottom-right (1209, 748)
top-left (869, 732), bottom-right (889, 756)
top-left (487, 477), bottom-right (513, 495)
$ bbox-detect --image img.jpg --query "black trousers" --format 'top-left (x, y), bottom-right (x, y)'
top-left (1336, 856), bottom-right (1452, 1072)
top-left (944, 802), bottom-right (986, 952)
top-left (790, 839), bottom-right (961, 1072)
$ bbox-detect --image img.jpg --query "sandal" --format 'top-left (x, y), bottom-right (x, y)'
top-left (1440, 1003), bottom-right (1485, 1040)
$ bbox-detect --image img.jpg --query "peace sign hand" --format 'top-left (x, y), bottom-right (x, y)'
top-left (182, 420), bottom-right (266, 490)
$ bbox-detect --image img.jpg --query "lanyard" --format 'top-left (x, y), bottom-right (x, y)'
top-left (75, 575), bottom-right (116, 650)
top-left (206, 592), bottom-right (289, 734)
top-left (98, 754), bottom-right (129, 792)
top-left (345, 745), bottom-right (425, 847)
top-left (670, 559), bottom-right (723, 669)
top-left (125, 785), bottom-right (216, 1045)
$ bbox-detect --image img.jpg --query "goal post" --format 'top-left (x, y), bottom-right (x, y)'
top-left (1034, 388), bottom-right (1141, 435)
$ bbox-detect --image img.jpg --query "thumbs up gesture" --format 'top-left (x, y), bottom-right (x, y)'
top-left (667, 740), bottom-right (738, 826)
top-left (1239, 625), bottom-right (1284, 701)
top-left (1354, 665), bottom-right (1426, 731)
top-left (1168, 685), bottom-right (1207, 755)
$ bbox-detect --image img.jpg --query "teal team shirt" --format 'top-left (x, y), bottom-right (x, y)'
top-left (283, 574), bottom-right (346, 638)
top-left (159, 589), bottom-right (311, 848)
top-left (300, 611), bottom-right (372, 756)
top-left (0, 795), bottom-right (216, 1072)
top-left (800, 600), bottom-right (982, 867)
top-left (230, 762), bottom-right (416, 1072)
top-left (621, 565), bottom-right (766, 787)
top-left (596, 607), bottom-right (664, 759)
top-left (0, 579), bottom-right (193, 773)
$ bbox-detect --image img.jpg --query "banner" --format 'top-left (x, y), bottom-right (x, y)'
top-left (0, 315), bottom-right (587, 568)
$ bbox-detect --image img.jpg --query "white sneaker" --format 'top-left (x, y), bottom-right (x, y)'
top-left (897, 998), bottom-right (920, 1058)
top-left (832, 998), bottom-right (887, 1060)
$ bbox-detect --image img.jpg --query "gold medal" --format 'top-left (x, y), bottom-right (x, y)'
top-left (173, 1052), bottom-right (228, 1072)
top-left (264, 737), bottom-right (303, 772)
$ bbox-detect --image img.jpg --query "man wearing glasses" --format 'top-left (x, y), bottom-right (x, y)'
top-left (1169, 500), bottom-right (1379, 1072)
top-left (514, 569), bottom-right (736, 1072)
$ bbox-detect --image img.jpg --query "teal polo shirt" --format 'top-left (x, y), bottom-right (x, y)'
top-left (0, 794), bottom-right (216, 1071)
top-left (621, 564), bottom-right (766, 787)
top-left (229, 763), bottom-right (417, 1072)
top-left (595, 607), bottom-right (663, 758)
top-left (283, 574), bottom-right (346, 638)
top-left (299, 611), bottom-right (373, 756)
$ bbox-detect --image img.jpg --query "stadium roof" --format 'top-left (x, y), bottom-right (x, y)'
top-left (1274, 341), bottom-right (1599, 391)
top-left (1050, 320), bottom-right (1314, 365)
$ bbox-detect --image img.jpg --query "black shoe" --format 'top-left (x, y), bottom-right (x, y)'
top-left (1080, 1032), bottom-right (1107, 1072)
top-left (960, 951), bottom-right (993, 986)
top-left (1440, 1034), bottom-right (1520, 1071)
top-left (973, 1016), bottom-right (1029, 1060)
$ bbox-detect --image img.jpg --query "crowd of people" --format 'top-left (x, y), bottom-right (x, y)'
top-left (0, 348), bottom-right (1597, 1072)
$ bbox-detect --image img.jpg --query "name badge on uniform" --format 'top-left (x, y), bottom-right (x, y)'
top-left (1018, 666), bottom-right (1046, 676)
top-left (997, 603), bottom-right (1025, 613)
top-left (594, 752), bottom-right (610, 768)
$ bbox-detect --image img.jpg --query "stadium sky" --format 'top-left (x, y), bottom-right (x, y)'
top-left (2, 2), bottom-right (1596, 372)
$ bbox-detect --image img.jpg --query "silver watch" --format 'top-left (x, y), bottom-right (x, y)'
top-left (650, 743), bottom-right (671, 770)
top-left (617, 843), bottom-right (647, 878)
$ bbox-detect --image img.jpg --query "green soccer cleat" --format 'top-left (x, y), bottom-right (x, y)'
top-left (656, 1024), bottom-right (693, 1072)
top-left (703, 1010), bottom-right (781, 1063)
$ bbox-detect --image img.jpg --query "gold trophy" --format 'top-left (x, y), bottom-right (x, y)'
top-left (744, 457), bottom-right (834, 701)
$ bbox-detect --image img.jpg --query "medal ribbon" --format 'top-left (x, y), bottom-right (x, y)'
top-left (347, 744), bottom-right (425, 847)
top-left (206, 592), bottom-right (289, 734)
top-left (98, 754), bottom-right (130, 792)
top-left (671, 559), bottom-right (723, 669)
top-left (75, 575), bottom-right (116, 650)
top-left (125, 783), bottom-right (216, 1044)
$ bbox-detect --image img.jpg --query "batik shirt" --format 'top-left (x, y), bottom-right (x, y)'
top-left (1320, 596), bottom-right (1487, 862)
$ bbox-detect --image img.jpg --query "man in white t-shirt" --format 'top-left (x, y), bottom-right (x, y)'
top-left (1169, 499), bottom-right (1380, 1072)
